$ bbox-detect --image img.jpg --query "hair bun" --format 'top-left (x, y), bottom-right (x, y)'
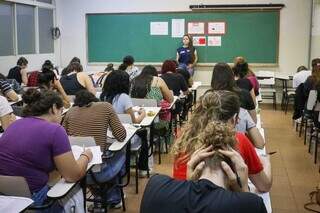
top-left (22, 89), bottom-right (42, 105)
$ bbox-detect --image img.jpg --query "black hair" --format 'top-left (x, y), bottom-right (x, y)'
top-left (22, 89), bottom-right (63, 117)
top-left (119, 55), bottom-right (135, 71)
top-left (104, 63), bottom-right (114, 72)
top-left (297, 66), bottom-right (308, 73)
top-left (74, 90), bottom-right (99, 107)
top-left (0, 73), bottom-right (7, 80)
top-left (38, 71), bottom-right (55, 89)
top-left (17, 57), bottom-right (28, 66)
top-left (42, 60), bottom-right (54, 71)
top-left (100, 70), bottom-right (130, 103)
top-left (63, 62), bottom-right (83, 75)
top-left (233, 62), bottom-right (249, 78)
top-left (131, 65), bottom-right (156, 98)
top-left (211, 63), bottom-right (240, 94)
top-left (70, 57), bottom-right (81, 64)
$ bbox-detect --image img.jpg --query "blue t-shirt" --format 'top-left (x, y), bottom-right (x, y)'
top-left (177, 47), bottom-right (194, 65)
top-left (112, 93), bottom-right (134, 114)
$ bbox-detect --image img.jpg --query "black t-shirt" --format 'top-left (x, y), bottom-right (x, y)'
top-left (239, 89), bottom-right (255, 110)
top-left (141, 175), bottom-right (267, 213)
top-left (177, 69), bottom-right (191, 87)
top-left (7, 66), bottom-right (22, 84)
top-left (237, 78), bottom-right (253, 92)
top-left (161, 73), bottom-right (188, 96)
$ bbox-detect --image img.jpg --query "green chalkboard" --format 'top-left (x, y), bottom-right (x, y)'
top-left (87, 11), bottom-right (279, 64)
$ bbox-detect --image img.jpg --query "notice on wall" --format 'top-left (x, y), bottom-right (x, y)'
top-left (150, 22), bottom-right (168, 35)
top-left (172, 19), bottom-right (185, 38)
top-left (208, 36), bottom-right (222, 46)
top-left (188, 22), bottom-right (205, 34)
top-left (193, 36), bottom-right (207, 46)
top-left (208, 22), bottom-right (226, 35)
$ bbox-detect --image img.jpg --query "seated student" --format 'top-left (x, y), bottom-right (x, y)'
top-left (7, 57), bottom-right (28, 85)
top-left (234, 56), bottom-right (260, 96)
top-left (61, 57), bottom-right (81, 76)
top-left (233, 62), bottom-right (256, 106)
top-left (60, 62), bottom-right (96, 95)
top-left (173, 90), bottom-right (272, 192)
top-left (131, 65), bottom-right (173, 104)
top-left (62, 90), bottom-right (126, 207)
top-left (211, 63), bottom-right (257, 123)
top-left (0, 89), bottom-right (92, 211)
top-left (118, 55), bottom-right (140, 81)
top-left (141, 123), bottom-right (267, 213)
top-left (293, 65), bottom-right (311, 88)
top-left (176, 63), bottom-right (193, 88)
top-left (0, 74), bottom-right (19, 102)
top-left (38, 69), bottom-right (71, 108)
top-left (160, 60), bottom-right (189, 96)
top-left (304, 58), bottom-right (320, 100)
top-left (0, 95), bottom-right (16, 130)
top-left (236, 108), bottom-right (265, 149)
top-left (27, 60), bottom-right (59, 87)
top-left (100, 70), bottom-right (150, 174)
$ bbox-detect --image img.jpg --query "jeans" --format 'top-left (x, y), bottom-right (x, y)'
top-left (32, 185), bottom-right (63, 212)
top-left (86, 151), bottom-right (126, 204)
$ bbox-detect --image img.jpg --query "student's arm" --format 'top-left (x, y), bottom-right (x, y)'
top-left (126, 107), bottom-right (145, 124)
top-left (176, 52), bottom-right (180, 62)
top-left (54, 150), bottom-right (92, 182)
top-left (5, 90), bottom-right (19, 102)
top-left (79, 73), bottom-right (96, 95)
top-left (247, 127), bottom-right (265, 149)
top-left (158, 78), bottom-right (174, 103)
top-left (108, 106), bottom-right (126, 142)
top-left (249, 155), bottom-right (272, 192)
top-left (20, 69), bottom-right (28, 85)
top-left (192, 49), bottom-right (198, 66)
top-left (250, 89), bottom-right (257, 106)
top-left (0, 113), bottom-right (15, 130)
top-left (248, 109), bottom-right (257, 124)
top-left (53, 80), bottom-right (71, 108)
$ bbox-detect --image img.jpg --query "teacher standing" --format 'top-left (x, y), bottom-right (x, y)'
top-left (176, 34), bottom-right (198, 76)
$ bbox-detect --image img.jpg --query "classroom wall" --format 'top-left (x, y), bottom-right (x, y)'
top-left (311, 0), bottom-right (320, 61)
top-left (56, 0), bottom-right (312, 77)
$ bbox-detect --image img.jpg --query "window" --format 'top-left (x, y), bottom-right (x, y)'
top-left (37, 0), bottom-right (52, 4)
top-left (17, 4), bottom-right (35, 54)
top-left (0, 3), bottom-right (14, 56)
top-left (38, 8), bottom-right (54, 53)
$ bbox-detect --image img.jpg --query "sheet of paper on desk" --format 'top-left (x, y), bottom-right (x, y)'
top-left (71, 145), bottom-right (102, 166)
top-left (0, 195), bottom-right (33, 212)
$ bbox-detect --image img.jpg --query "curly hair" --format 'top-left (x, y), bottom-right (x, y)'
top-left (172, 90), bottom-right (240, 157)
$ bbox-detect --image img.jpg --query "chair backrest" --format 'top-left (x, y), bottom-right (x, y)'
top-left (307, 90), bottom-right (318, 111)
top-left (0, 175), bottom-right (31, 198)
top-left (117, 114), bottom-right (132, 124)
top-left (256, 71), bottom-right (275, 86)
top-left (131, 98), bottom-right (157, 107)
top-left (69, 136), bottom-right (96, 147)
top-left (255, 70), bottom-right (275, 78)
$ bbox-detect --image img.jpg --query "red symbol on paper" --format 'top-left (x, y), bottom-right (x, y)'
top-left (199, 38), bottom-right (206, 44)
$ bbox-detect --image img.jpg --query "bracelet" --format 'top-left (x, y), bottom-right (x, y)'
top-left (80, 153), bottom-right (90, 162)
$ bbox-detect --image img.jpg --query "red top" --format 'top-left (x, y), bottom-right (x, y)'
top-left (173, 132), bottom-right (263, 180)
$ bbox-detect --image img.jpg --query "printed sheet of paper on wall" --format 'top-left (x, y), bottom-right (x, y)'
top-left (193, 36), bottom-right (207, 46)
top-left (150, 22), bottom-right (168, 35)
top-left (187, 22), bottom-right (205, 35)
top-left (208, 22), bottom-right (226, 35)
top-left (208, 36), bottom-right (222, 47)
top-left (172, 19), bottom-right (185, 38)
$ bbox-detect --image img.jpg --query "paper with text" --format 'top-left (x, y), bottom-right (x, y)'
top-left (150, 22), bottom-right (168, 35)
top-left (172, 19), bottom-right (185, 38)
top-left (208, 36), bottom-right (222, 46)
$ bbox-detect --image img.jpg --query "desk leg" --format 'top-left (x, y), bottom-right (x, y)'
top-left (147, 123), bottom-right (154, 178)
top-left (192, 90), bottom-right (197, 111)
top-left (80, 176), bottom-right (87, 210)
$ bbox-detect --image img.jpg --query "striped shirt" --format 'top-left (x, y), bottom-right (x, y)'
top-left (62, 102), bottom-right (126, 151)
top-left (0, 79), bottom-right (13, 94)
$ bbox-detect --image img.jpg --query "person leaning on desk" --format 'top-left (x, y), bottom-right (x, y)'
top-left (0, 89), bottom-right (92, 211)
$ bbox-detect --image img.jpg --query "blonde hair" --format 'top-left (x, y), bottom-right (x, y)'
top-left (172, 90), bottom-right (240, 157)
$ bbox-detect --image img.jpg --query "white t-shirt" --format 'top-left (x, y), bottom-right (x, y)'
top-left (235, 108), bottom-right (256, 133)
top-left (126, 66), bottom-right (141, 81)
top-left (293, 70), bottom-right (311, 88)
top-left (0, 96), bottom-right (13, 117)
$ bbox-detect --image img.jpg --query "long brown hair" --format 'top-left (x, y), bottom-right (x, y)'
top-left (172, 90), bottom-right (240, 156)
top-left (183, 34), bottom-right (195, 64)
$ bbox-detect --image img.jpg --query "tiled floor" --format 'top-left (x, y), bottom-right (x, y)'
top-left (108, 105), bottom-right (320, 213)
